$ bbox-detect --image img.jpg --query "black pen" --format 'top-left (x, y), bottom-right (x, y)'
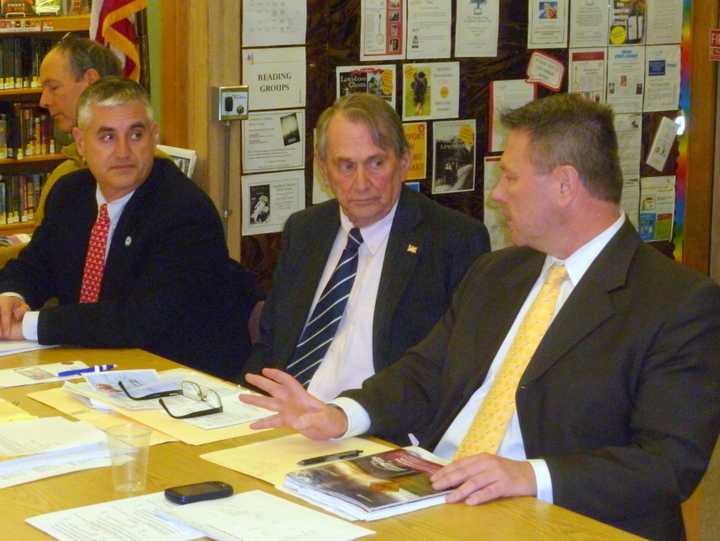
top-left (297, 449), bottom-right (363, 466)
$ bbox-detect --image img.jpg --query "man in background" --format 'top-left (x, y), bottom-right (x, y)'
top-left (241, 93), bottom-right (720, 540)
top-left (242, 93), bottom-right (490, 420)
top-left (0, 77), bottom-right (252, 378)
top-left (37, 36), bottom-right (123, 223)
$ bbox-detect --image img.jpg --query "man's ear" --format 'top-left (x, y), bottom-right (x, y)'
top-left (553, 165), bottom-right (582, 207)
top-left (72, 126), bottom-right (85, 158)
top-left (83, 68), bottom-right (101, 86)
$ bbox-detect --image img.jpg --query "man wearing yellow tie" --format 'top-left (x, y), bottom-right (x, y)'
top-left (241, 93), bottom-right (720, 541)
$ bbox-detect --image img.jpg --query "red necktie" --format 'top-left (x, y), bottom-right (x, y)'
top-left (79, 204), bottom-right (110, 304)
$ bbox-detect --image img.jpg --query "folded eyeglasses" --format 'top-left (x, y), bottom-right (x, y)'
top-left (118, 380), bottom-right (223, 419)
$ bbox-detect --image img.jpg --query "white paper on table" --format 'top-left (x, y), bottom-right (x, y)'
top-left (0, 442), bottom-right (109, 489)
top-left (66, 369), bottom-right (181, 411)
top-left (163, 490), bottom-right (374, 541)
top-left (483, 156), bottom-right (513, 251)
top-left (607, 46), bottom-right (645, 113)
top-left (0, 417), bottom-right (106, 456)
top-left (160, 388), bottom-right (270, 430)
top-left (242, 109), bottom-right (306, 173)
top-left (454, 0), bottom-right (499, 57)
top-left (242, 170), bottom-right (306, 236)
top-left (0, 360), bottom-right (87, 388)
top-left (489, 80), bottom-right (536, 152)
top-left (646, 0), bottom-right (682, 45)
top-left (201, 433), bottom-right (394, 486)
top-left (646, 115), bottom-right (677, 171)
top-left (26, 493), bottom-right (204, 541)
top-left (568, 48), bottom-right (607, 103)
top-left (643, 45), bottom-right (680, 112)
top-left (242, 0), bottom-right (307, 47)
top-left (401, 62), bottom-right (459, 121)
top-left (0, 340), bottom-right (56, 358)
top-left (242, 47), bottom-right (306, 110)
top-left (569, 0), bottom-right (609, 47)
top-left (406, 0), bottom-right (451, 60)
top-left (360, 0), bottom-right (406, 61)
top-left (614, 113), bottom-right (643, 180)
top-left (527, 0), bottom-right (568, 49)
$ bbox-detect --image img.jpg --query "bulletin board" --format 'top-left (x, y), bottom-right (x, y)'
top-left (239, 0), bottom-right (687, 286)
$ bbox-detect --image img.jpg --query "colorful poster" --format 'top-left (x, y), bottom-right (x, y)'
top-left (336, 65), bottom-right (397, 108)
top-left (432, 119), bottom-right (476, 194)
top-left (361, 0), bottom-right (406, 61)
top-left (403, 122), bottom-right (428, 180)
top-left (402, 62), bottom-right (460, 121)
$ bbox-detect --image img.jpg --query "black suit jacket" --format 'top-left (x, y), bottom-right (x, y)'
top-left (0, 159), bottom-right (257, 379)
top-left (343, 221), bottom-right (720, 541)
top-left (243, 187), bottom-right (490, 390)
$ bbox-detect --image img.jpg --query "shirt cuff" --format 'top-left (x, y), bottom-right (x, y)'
top-left (22, 311), bottom-right (39, 341)
top-left (528, 458), bottom-right (553, 504)
top-left (330, 397), bottom-right (371, 439)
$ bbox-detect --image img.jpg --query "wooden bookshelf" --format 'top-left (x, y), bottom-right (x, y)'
top-left (0, 221), bottom-right (34, 233)
top-left (0, 15), bottom-right (89, 35)
top-left (0, 88), bottom-right (42, 98)
top-left (0, 154), bottom-right (66, 175)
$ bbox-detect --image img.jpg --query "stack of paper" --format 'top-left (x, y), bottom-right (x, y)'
top-left (28, 490), bottom-right (373, 541)
top-left (0, 361), bottom-right (89, 388)
top-left (0, 416), bottom-right (110, 488)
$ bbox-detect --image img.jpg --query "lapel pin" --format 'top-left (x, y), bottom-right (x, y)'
top-left (124, 236), bottom-right (132, 247)
top-left (407, 244), bottom-right (418, 254)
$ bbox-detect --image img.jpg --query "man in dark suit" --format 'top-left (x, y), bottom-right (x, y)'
top-left (240, 94), bottom-right (720, 540)
top-left (0, 77), bottom-right (260, 379)
top-left (242, 93), bottom-right (489, 404)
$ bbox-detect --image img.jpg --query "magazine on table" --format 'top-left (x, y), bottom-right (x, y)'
top-left (282, 446), bottom-right (450, 521)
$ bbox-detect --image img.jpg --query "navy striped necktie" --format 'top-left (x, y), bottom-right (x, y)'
top-left (287, 227), bottom-right (364, 386)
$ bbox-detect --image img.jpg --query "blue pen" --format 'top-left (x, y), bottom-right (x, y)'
top-left (57, 364), bottom-right (117, 377)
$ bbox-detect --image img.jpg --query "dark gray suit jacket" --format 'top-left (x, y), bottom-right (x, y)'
top-left (343, 221), bottom-right (720, 541)
top-left (242, 187), bottom-right (490, 396)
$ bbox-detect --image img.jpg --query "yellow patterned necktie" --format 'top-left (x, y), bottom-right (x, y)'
top-left (455, 264), bottom-right (568, 458)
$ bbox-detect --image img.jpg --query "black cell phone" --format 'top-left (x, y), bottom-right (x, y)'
top-left (164, 481), bottom-right (233, 505)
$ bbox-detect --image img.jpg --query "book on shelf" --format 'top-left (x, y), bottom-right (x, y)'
top-left (0, 37), bottom-right (52, 90)
top-left (282, 447), bottom-right (451, 521)
top-left (0, 100), bottom-right (54, 159)
top-left (0, 172), bottom-right (45, 225)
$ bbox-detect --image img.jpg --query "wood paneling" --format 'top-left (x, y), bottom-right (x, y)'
top-left (684, 0), bottom-right (718, 273)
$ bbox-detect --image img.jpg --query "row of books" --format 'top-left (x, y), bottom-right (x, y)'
top-left (0, 172), bottom-right (45, 224)
top-left (0, 37), bottom-right (53, 89)
top-left (0, 101), bottom-right (55, 159)
top-left (0, 0), bottom-right (89, 18)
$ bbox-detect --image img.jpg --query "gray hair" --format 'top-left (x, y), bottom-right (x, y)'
top-left (77, 76), bottom-right (153, 128)
top-left (51, 36), bottom-right (122, 80)
top-left (316, 93), bottom-right (408, 160)
top-left (501, 93), bottom-right (623, 203)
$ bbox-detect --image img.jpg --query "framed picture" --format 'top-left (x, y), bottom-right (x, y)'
top-left (157, 145), bottom-right (198, 179)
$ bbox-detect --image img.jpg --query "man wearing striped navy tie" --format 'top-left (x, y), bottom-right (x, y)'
top-left (241, 93), bottom-right (489, 412)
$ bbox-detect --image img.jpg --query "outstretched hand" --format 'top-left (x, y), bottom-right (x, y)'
top-left (239, 368), bottom-right (348, 440)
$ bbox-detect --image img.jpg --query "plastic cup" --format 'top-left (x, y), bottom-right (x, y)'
top-left (106, 422), bottom-right (152, 492)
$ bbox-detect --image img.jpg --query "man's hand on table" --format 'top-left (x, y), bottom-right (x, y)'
top-left (0, 295), bottom-right (28, 340)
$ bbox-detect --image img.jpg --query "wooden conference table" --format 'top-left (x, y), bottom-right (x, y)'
top-left (0, 347), bottom-right (642, 540)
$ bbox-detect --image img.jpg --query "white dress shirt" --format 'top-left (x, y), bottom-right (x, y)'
top-left (336, 213), bottom-right (626, 504)
top-left (305, 203), bottom-right (398, 401)
top-left (19, 187), bottom-right (135, 340)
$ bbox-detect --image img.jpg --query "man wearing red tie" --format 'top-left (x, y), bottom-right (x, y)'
top-left (0, 77), bottom-right (240, 377)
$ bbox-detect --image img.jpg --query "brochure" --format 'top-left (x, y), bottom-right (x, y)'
top-left (282, 447), bottom-right (449, 521)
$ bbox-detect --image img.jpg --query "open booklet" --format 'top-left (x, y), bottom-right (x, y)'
top-left (282, 446), bottom-right (450, 521)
